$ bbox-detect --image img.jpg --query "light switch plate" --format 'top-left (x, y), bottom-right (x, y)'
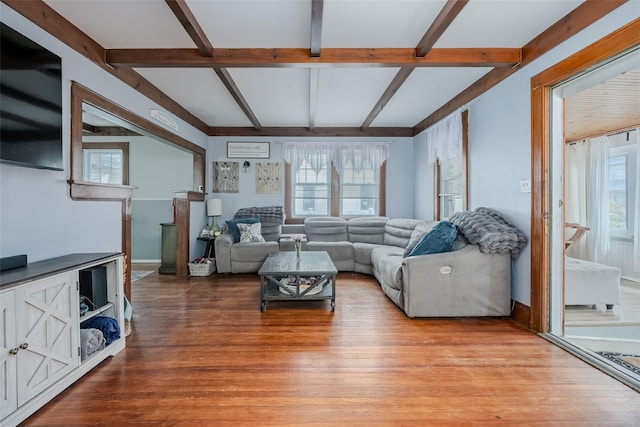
top-left (520, 179), bottom-right (531, 193)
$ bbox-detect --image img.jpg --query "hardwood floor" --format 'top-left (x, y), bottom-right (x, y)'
top-left (23, 272), bottom-right (640, 426)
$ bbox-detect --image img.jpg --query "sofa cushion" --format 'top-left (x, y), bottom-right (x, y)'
top-left (226, 217), bottom-right (260, 243)
top-left (403, 221), bottom-right (438, 257)
top-left (383, 218), bottom-right (424, 248)
top-left (306, 241), bottom-right (354, 271)
top-left (352, 242), bottom-right (379, 266)
top-left (347, 216), bottom-right (388, 244)
top-left (231, 241), bottom-right (279, 262)
top-left (238, 222), bottom-right (266, 243)
top-left (408, 221), bottom-right (457, 257)
top-left (371, 245), bottom-right (404, 291)
top-left (260, 221), bottom-right (282, 242)
top-left (450, 232), bottom-right (469, 252)
top-left (304, 217), bottom-right (348, 241)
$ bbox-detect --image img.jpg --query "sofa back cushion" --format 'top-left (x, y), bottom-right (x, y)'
top-left (383, 218), bottom-right (424, 248)
top-left (347, 216), bottom-right (388, 244)
top-left (304, 217), bottom-right (348, 241)
top-left (260, 222), bottom-right (282, 242)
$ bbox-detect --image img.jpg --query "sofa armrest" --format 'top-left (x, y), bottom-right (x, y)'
top-left (214, 232), bottom-right (234, 273)
top-left (401, 244), bottom-right (511, 317)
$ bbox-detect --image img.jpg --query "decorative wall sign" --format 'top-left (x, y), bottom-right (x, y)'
top-left (255, 162), bottom-right (281, 194)
top-left (213, 161), bottom-right (239, 193)
top-left (149, 109), bottom-right (179, 131)
top-left (227, 141), bottom-right (270, 159)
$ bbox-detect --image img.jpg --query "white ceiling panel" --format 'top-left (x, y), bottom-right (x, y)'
top-left (322, 0), bottom-right (447, 48)
top-left (45, 0), bottom-right (194, 48)
top-left (228, 68), bottom-right (310, 127)
top-left (36, 0), bottom-right (606, 132)
top-left (315, 68), bottom-right (400, 127)
top-left (186, 0), bottom-right (311, 48)
top-left (135, 68), bottom-right (253, 127)
top-left (373, 67), bottom-right (491, 127)
top-left (436, 0), bottom-right (584, 48)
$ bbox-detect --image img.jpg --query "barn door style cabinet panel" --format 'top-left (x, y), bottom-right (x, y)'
top-left (0, 253), bottom-right (126, 427)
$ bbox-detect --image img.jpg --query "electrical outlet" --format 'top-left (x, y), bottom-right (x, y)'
top-left (520, 179), bottom-right (531, 193)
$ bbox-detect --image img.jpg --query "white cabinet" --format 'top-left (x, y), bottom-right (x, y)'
top-left (0, 290), bottom-right (18, 417)
top-left (0, 253), bottom-right (125, 427)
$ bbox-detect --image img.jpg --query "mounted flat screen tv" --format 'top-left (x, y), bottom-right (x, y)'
top-left (0, 22), bottom-right (63, 171)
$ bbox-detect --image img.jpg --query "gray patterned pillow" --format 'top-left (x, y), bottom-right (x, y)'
top-left (238, 222), bottom-right (266, 243)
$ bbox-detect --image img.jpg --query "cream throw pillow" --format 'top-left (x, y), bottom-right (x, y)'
top-left (238, 222), bottom-right (266, 243)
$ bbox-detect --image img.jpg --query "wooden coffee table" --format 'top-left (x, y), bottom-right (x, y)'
top-left (258, 251), bottom-right (337, 312)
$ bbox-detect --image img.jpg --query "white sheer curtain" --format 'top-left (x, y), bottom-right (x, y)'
top-left (281, 142), bottom-right (330, 174)
top-left (586, 135), bottom-right (611, 264)
top-left (425, 109), bottom-right (462, 164)
top-left (281, 141), bottom-right (389, 174)
top-left (565, 136), bottom-right (611, 263)
top-left (565, 141), bottom-right (589, 259)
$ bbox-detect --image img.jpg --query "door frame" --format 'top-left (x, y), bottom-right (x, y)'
top-left (530, 18), bottom-right (640, 332)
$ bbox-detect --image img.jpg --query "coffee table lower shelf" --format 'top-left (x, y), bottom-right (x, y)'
top-left (260, 275), bottom-right (336, 312)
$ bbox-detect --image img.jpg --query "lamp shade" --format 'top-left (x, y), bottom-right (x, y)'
top-left (207, 198), bottom-right (222, 217)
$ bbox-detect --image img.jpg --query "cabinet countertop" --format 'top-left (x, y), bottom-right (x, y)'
top-left (0, 252), bottom-right (122, 290)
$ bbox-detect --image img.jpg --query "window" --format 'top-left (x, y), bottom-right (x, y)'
top-left (608, 144), bottom-right (637, 238)
top-left (341, 160), bottom-right (379, 216)
top-left (82, 142), bottom-right (129, 185)
top-left (293, 154), bottom-right (329, 216)
top-left (435, 110), bottom-right (468, 220)
top-left (286, 160), bottom-right (385, 221)
top-left (436, 152), bottom-right (466, 219)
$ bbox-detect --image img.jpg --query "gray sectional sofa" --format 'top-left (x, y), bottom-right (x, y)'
top-left (214, 215), bottom-right (512, 318)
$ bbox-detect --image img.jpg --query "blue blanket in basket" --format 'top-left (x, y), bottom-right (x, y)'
top-left (80, 316), bottom-right (120, 345)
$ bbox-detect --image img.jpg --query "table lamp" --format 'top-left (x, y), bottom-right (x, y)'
top-left (207, 198), bottom-right (222, 236)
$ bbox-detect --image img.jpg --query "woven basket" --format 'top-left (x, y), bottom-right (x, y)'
top-left (188, 258), bottom-right (216, 276)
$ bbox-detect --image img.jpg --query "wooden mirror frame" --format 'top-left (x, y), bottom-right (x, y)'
top-left (70, 81), bottom-right (207, 298)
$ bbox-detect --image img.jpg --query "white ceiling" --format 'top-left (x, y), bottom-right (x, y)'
top-left (44, 0), bottom-right (586, 131)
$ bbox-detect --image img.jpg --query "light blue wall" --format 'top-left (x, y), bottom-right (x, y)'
top-left (413, 3), bottom-right (639, 306)
top-left (207, 136), bottom-right (415, 223)
top-left (0, 5), bottom-right (208, 263)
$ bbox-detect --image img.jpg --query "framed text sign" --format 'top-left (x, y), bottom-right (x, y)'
top-left (227, 141), bottom-right (270, 159)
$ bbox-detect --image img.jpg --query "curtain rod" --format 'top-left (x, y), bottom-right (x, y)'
top-left (565, 124), bottom-right (639, 144)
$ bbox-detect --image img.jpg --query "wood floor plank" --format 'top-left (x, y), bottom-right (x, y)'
top-left (21, 272), bottom-right (639, 426)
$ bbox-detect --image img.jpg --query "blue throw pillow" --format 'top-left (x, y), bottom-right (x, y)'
top-left (226, 217), bottom-right (260, 243)
top-left (408, 221), bottom-right (458, 257)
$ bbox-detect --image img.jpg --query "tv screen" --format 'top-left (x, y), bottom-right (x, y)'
top-left (0, 22), bottom-right (63, 171)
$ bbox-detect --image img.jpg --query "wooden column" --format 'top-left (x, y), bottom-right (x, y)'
top-left (173, 192), bottom-right (190, 277)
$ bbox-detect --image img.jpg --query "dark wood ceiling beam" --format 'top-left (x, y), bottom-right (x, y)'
top-left (361, 0), bottom-right (468, 130)
top-left (310, 0), bottom-right (324, 57)
top-left (208, 126), bottom-right (413, 138)
top-left (165, 0), bottom-right (213, 57)
top-left (163, 0), bottom-right (261, 130)
top-left (106, 47), bottom-right (521, 68)
top-left (84, 126), bottom-right (142, 137)
top-left (361, 67), bottom-right (415, 130)
top-left (213, 68), bottom-right (262, 130)
top-left (2, 0), bottom-right (210, 134)
top-left (412, 0), bottom-right (628, 135)
top-left (415, 0), bottom-right (469, 57)
top-left (82, 123), bottom-right (97, 134)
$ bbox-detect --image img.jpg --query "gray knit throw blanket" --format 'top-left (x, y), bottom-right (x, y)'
top-left (234, 206), bottom-right (285, 224)
top-left (449, 207), bottom-right (527, 259)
